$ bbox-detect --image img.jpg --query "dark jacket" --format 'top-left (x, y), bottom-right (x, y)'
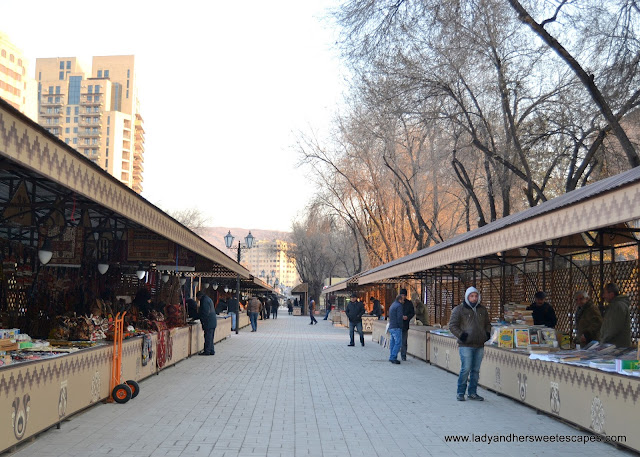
top-left (526, 302), bottom-right (557, 328)
top-left (345, 300), bottom-right (365, 323)
top-left (199, 295), bottom-right (217, 330)
top-left (186, 298), bottom-right (198, 320)
top-left (449, 302), bottom-right (491, 348)
top-left (227, 298), bottom-right (239, 314)
top-left (575, 299), bottom-right (602, 343)
top-left (402, 299), bottom-right (415, 330)
top-left (600, 294), bottom-right (632, 347)
top-left (371, 299), bottom-right (382, 317)
top-left (388, 300), bottom-right (404, 329)
top-left (270, 297), bottom-right (279, 312)
top-left (414, 301), bottom-right (428, 325)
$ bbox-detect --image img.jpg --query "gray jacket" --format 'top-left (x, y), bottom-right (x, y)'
top-left (600, 294), bottom-right (632, 348)
top-left (448, 302), bottom-right (491, 348)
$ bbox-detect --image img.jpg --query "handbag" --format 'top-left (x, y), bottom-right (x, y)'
top-left (385, 322), bottom-right (390, 333)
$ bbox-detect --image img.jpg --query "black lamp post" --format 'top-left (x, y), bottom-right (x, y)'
top-left (224, 230), bottom-right (254, 334)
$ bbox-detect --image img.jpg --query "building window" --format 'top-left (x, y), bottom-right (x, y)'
top-left (68, 76), bottom-right (81, 105)
top-left (89, 85), bottom-right (93, 94)
top-left (105, 159), bottom-right (108, 168)
top-left (74, 106), bottom-right (79, 115)
top-left (86, 95), bottom-right (92, 102)
top-left (48, 86), bottom-right (53, 94)
top-left (73, 127), bottom-right (78, 133)
top-left (106, 148), bottom-right (109, 156)
top-left (9, 54), bottom-right (14, 62)
top-left (97, 70), bottom-right (102, 78)
top-left (66, 107), bottom-right (71, 115)
top-left (55, 96), bottom-right (60, 103)
top-left (73, 138), bottom-right (77, 144)
top-left (104, 70), bottom-right (109, 78)
top-left (95, 86), bottom-right (100, 94)
top-left (106, 138), bottom-right (109, 146)
top-left (38, 71), bottom-right (41, 81)
top-left (1, 50), bottom-right (5, 58)
top-left (66, 117), bottom-right (70, 123)
top-left (127, 69), bottom-right (130, 78)
top-left (59, 61), bottom-right (64, 70)
top-left (107, 116), bottom-right (110, 125)
top-left (48, 97), bottom-right (53, 103)
top-left (126, 80), bottom-right (129, 89)
top-left (126, 90), bottom-right (129, 98)
top-left (55, 86), bottom-right (60, 94)
top-left (59, 71), bottom-right (64, 80)
top-left (66, 60), bottom-right (71, 70)
top-left (73, 117), bottom-right (78, 123)
top-left (65, 138), bottom-right (70, 144)
top-left (65, 127), bottom-right (70, 133)
top-left (107, 127), bottom-right (110, 135)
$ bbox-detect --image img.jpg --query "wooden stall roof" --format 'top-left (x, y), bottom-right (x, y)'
top-left (291, 283), bottom-right (308, 294)
top-left (321, 278), bottom-right (349, 294)
top-left (359, 166), bottom-right (640, 285)
top-left (0, 98), bottom-right (250, 278)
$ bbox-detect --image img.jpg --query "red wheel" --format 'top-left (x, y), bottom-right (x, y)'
top-left (125, 380), bottom-right (140, 399)
top-left (112, 384), bottom-right (132, 404)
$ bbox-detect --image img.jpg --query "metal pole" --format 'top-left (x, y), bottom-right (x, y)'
top-left (236, 242), bottom-right (241, 335)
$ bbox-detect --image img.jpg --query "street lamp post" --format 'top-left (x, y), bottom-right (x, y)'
top-left (224, 230), bottom-right (254, 334)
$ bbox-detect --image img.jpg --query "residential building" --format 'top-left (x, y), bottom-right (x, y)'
top-left (35, 55), bottom-right (144, 192)
top-left (0, 32), bottom-right (37, 120)
top-left (242, 239), bottom-right (300, 290)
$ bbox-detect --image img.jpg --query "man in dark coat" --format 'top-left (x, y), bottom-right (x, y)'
top-left (601, 283), bottom-right (632, 348)
top-left (526, 291), bottom-right (557, 328)
top-left (197, 291), bottom-right (217, 355)
top-left (270, 295), bottom-right (279, 319)
top-left (345, 292), bottom-right (365, 346)
top-left (227, 296), bottom-right (239, 331)
top-left (574, 291), bottom-right (602, 345)
top-left (370, 297), bottom-right (383, 319)
top-left (399, 288), bottom-right (415, 361)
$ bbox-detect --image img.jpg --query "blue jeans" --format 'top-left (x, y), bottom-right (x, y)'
top-left (458, 346), bottom-right (484, 396)
top-left (231, 312), bottom-right (236, 331)
top-left (389, 328), bottom-right (402, 361)
top-left (349, 321), bottom-right (364, 345)
top-left (249, 312), bottom-right (258, 331)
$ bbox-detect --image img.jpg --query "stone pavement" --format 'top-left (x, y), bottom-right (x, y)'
top-left (9, 313), bottom-right (633, 457)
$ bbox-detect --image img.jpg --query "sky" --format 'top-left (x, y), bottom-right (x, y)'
top-left (1, 0), bottom-right (346, 232)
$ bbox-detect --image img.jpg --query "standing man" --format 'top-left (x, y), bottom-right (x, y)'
top-left (574, 291), bottom-right (602, 346)
top-left (345, 292), bottom-right (365, 346)
top-left (370, 297), bottom-right (383, 320)
top-left (248, 295), bottom-right (260, 332)
top-left (323, 301), bottom-right (332, 320)
top-left (399, 288), bottom-right (415, 361)
top-left (270, 295), bottom-right (279, 319)
top-left (448, 286), bottom-right (491, 401)
top-left (227, 295), bottom-right (239, 331)
top-left (388, 294), bottom-right (405, 364)
top-left (526, 291), bottom-right (557, 328)
top-left (309, 299), bottom-right (318, 325)
top-left (414, 298), bottom-right (428, 326)
top-left (600, 283), bottom-right (632, 348)
top-left (197, 291), bottom-right (217, 356)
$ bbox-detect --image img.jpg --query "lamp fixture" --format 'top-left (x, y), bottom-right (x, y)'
top-left (224, 286), bottom-right (229, 293)
top-left (224, 231), bottom-right (234, 249)
top-left (38, 238), bottom-right (53, 265)
top-left (212, 282), bottom-right (219, 290)
top-left (245, 231), bottom-right (255, 249)
top-left (161, 272), bottom-right (170, 283)
top-left (204, 281), bottom-right (210, 289)
top-left (179, 273), bottom-right (186, 286)
top-left (135, 262), bottom-right (146, 280)
top-left (97, 262), bottom-right (109, 275)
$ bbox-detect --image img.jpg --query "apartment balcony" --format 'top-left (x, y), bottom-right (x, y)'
top-left (39, 110), bottom-right (63, 118)
top-left (40, 99), bottom-right (64, 107)
top-left (132, 181), bottom-right (143, 194)
top-left (84, 150), bottom-right (100, 161)
top-left (78, 119), bottom-right (101, 128)
top-left (134, 142), bottom-right (144, 153)
top-left (133, 161), bottom-right (144, 173)
top-left (80, 98), bottom-right (104, 107)
top-left (77, 131), bottom-right (101, 139)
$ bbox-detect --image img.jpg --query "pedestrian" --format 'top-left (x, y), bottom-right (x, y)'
top-left (323, 302), bottom-right (332, 320)
top-left (370, 297), bottom-right (383, 320)
top-left (526, 291), bottom-right (557, 328)
top-left (387, 294), bottom-right (405, 364)
top-left (309, 299), bottom-right (318, 325)
top-left (600, 283), bottom-right (632, 348)
top-left (270, 295), bottom-right (279, 319)
top-left (287, 299), bottom-right (293, 315)
top-left (227, 295), bottom-right (239, 331)
top-left (196, 291), bottom-right (217, 355)
top-left (248, 295), bottom-right (260, 332)
top-left (448, 286), bottom-right (491, 401)
top-left (399, 288), bottom-right (415, 361)
top-left (345, 292), bottom-right (365, 346)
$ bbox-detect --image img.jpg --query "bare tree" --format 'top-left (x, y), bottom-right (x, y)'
top-left (167, 207), bottom-right (210, 234)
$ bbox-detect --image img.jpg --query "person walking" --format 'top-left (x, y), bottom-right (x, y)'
top-left (345, 292), bottom-right (365, 346)
top-left (270, 295), bottom-right (279, 319)
top-left (323, 302), bottom-right (332, 320)
top-left (388, 294), bottom-right (405, 364)
top-left (197, 291), bottom-right (217, 355)
top-left (248, 295), bottom-right (260, 332)
top-left (399, 288), bottom-right (415, 361)
top-left (287, 299), bottom-right (293, 315)
top-left (448, 286), bottom-right (491, 401)
top-left (309, 299), bottom-right (318, 325)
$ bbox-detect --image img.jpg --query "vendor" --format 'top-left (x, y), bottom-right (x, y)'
top-left (414, 299), bottom-right (428, 325)
top-left (600, 283), bottom-right (632, 348)
top-left (526, 291), bottom-right (557, 328)
top-left (574, 291), bottom-right (602, 345)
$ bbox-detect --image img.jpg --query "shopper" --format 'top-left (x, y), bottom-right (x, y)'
top-left (196, 291), bottom-right (217, 356)
top-left (287, 299), bottom-right (293, 315)
top-left (448, 286), bottom-right (491, 401)
top-left (270, 295), bottom-right (279, 319)
top-left (526, 291), bottom-right (557, 328)
top-left (227, 295), bottom-right (239, 331)
top-left (248, 295), bottom-right (260, 332)
top-left (309, 299), bottom-right (318, 325)
top-left (345, 292), bottom-right (365, 346)
top-left (399, 288), bottom-right (415, 361)
top-left (370, 297), bottom-right (383, 320)
top-left (574, 291), bottom-right (602, 346)
top-left (600, 283), bottom-right (632, 348)
top-left (388, 294), bottom-right (405, 364)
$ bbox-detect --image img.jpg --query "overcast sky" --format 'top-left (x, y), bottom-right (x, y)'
top-left (2, 0), bottom-right (345, 232)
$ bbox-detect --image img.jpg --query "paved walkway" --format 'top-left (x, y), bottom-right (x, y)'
top-left (9, 313), bottom-right (633, 457)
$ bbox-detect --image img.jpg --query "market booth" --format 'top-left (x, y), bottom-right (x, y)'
top-left (353, 167), bottom-right (640, 452)
top-left (0, 99), bottom-right (251, 453)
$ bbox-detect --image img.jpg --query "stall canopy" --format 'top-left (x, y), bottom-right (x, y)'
top-left (0, 98), bottom-right (249, 279)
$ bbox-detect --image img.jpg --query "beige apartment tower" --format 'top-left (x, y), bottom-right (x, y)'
top-left (0, 32), bottom-right (37, 120)
top-left (35, 55), bottom-right (144, 193)
top-left (242, 239), bottom-right (300, 291)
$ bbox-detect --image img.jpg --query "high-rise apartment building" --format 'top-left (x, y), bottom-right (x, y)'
top-left (242, 239), bottom-right (300, 290)
top-left (0, 32), bottom-right (37, 120)
top-left (35, 55), bottom-right (144, 192)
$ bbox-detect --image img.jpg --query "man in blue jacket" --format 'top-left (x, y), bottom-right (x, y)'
top-left (346, 292), bottom-right (365, 346)
top-left (388, 294), bottom-right (405, 364)
top-left (197, 291), bottom-right (217, 356)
